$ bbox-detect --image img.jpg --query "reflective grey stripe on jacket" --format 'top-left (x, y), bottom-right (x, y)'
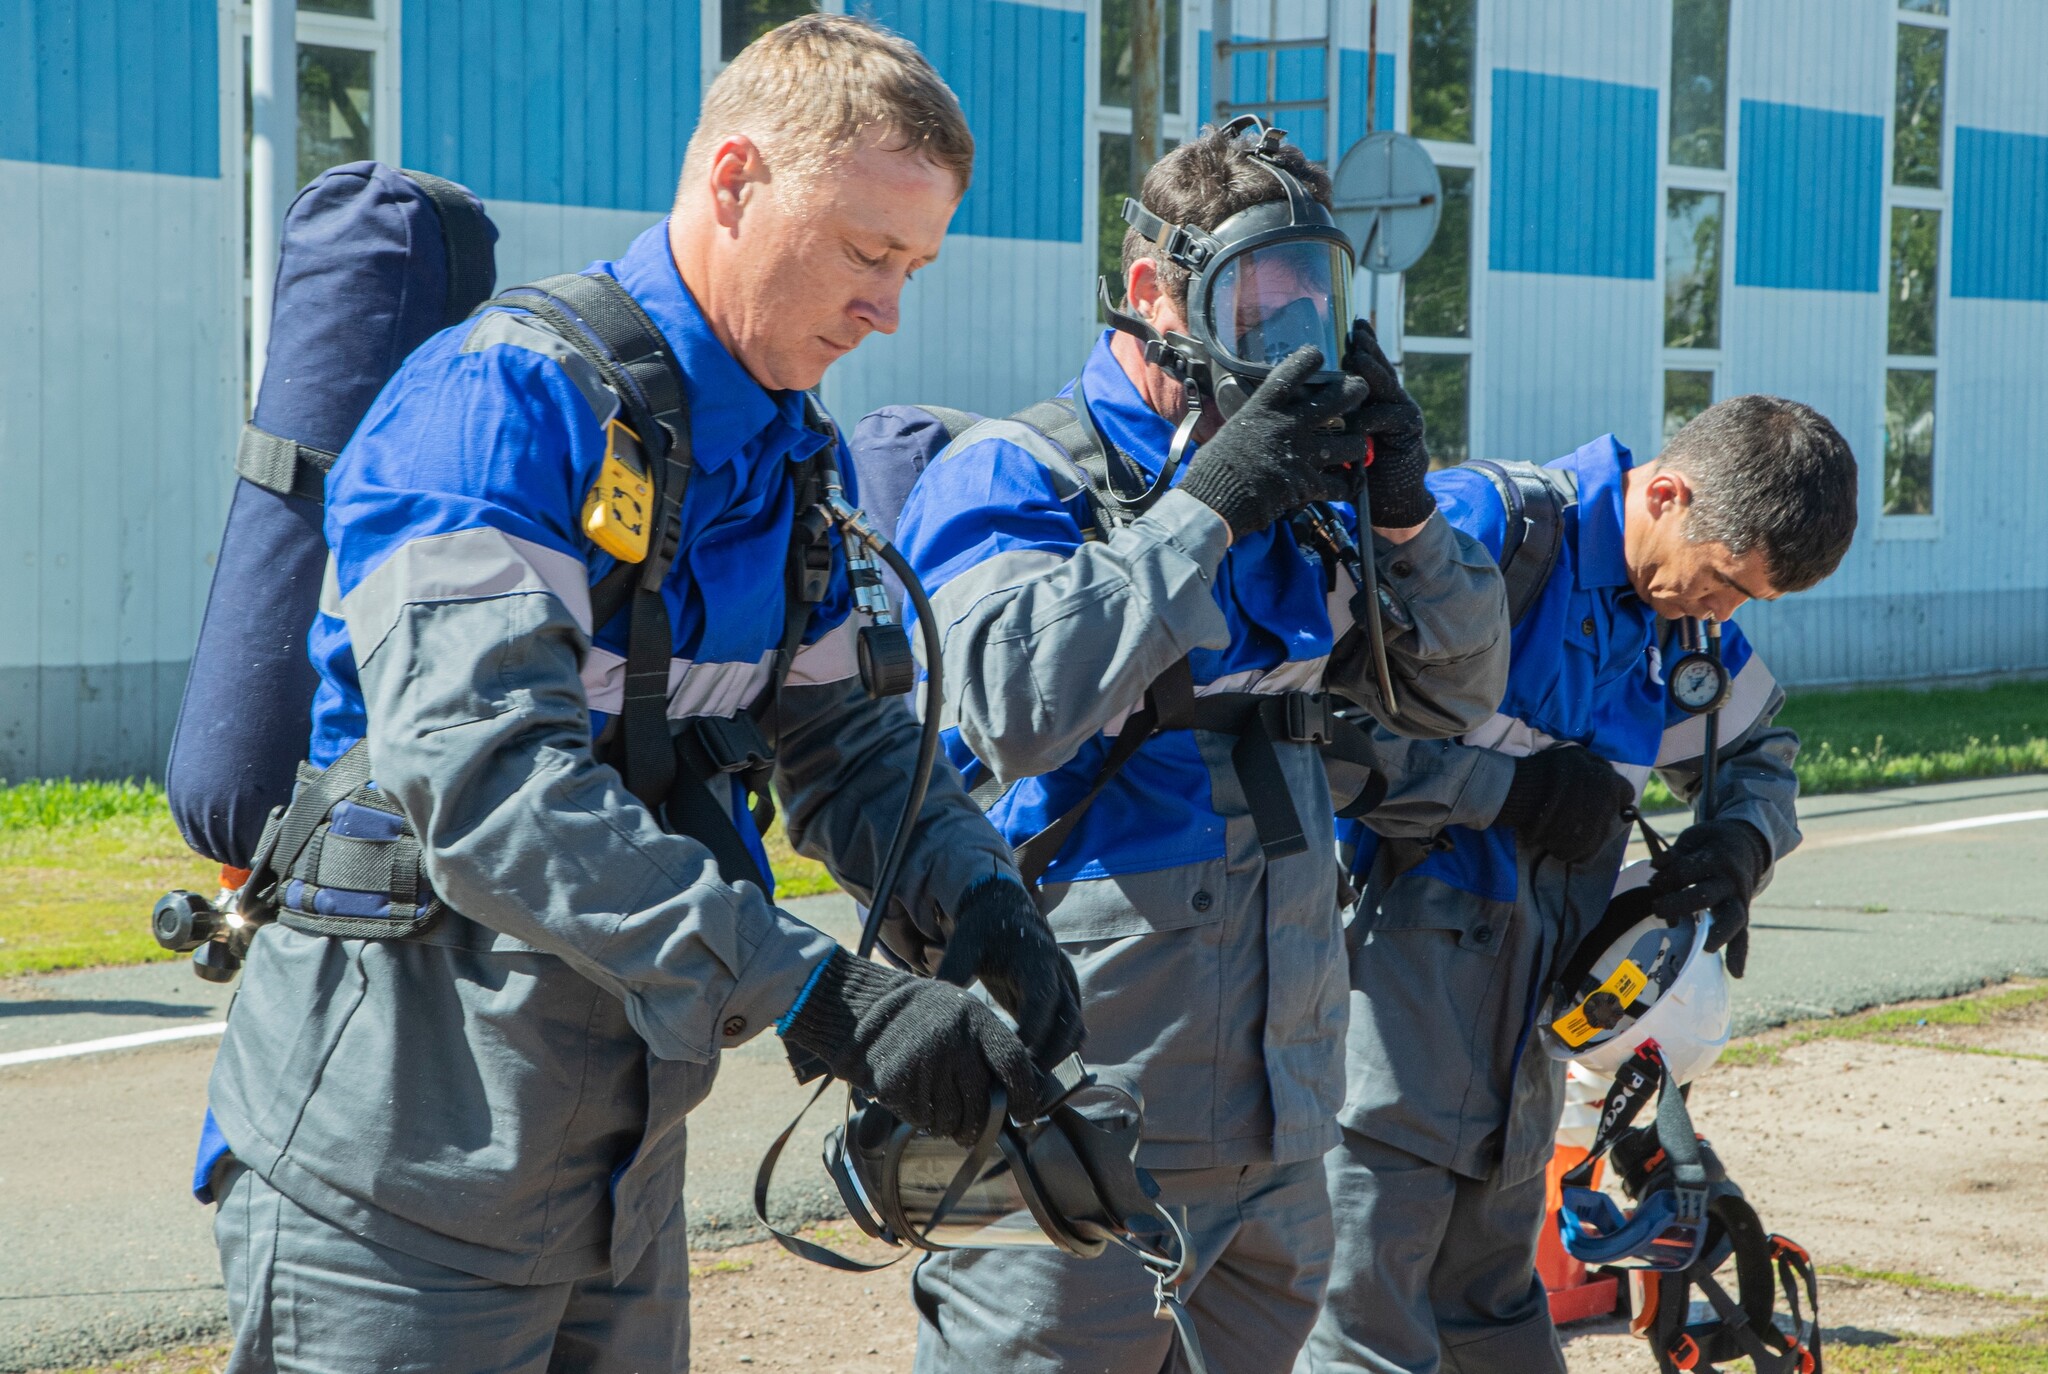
top-left (210, 524), bottom-right (1015, 1285)
top-left (927, 487), bottom-right (1510, 1167)
top-left (1341, 650), bottom-right (1799, 1183)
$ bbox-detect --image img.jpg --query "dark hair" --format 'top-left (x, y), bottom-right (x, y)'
top-left (1661, 395), bottom-right (1859, 592)
top-left (1119, 122), bottom-right (1334, 309)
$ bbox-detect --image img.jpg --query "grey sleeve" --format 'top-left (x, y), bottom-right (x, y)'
top-left (1326, 513), bottom-right (1510, 740)
top-left (923, 488), bottom-right (1234, 785)
top-left (767, 668), bottom-right (1019, 973)
top-left (1653, 653), bottom-right (1802, 887)
top-left (1327, 725), bottom-right (1518, 840)
top-left (343, 529), bottom-right (837, 1065)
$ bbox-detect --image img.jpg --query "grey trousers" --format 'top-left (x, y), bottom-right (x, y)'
top-left (912, 1157), bottom-right (1334, 1374)
top-left (1297, 1131), bottom-right (1564, 1374)
top-left (213, 1163), bottom-right (690, 1373)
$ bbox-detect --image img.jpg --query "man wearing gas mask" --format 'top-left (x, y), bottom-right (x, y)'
top-left (1302, 397), bottom-right (1858, 1374)
top-left (891, 120), bottom-right (1510, 1371)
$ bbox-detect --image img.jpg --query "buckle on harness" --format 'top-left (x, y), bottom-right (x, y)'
top-left (683, 714), bottom-right (775, 775)
top-left (1283, 692), bottom-right (1333, 745)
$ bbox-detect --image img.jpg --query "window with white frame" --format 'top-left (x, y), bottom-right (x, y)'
top-left (1883, 0), bottom-right (1947, 519)
top-left (1097, 1), bottom-right (1189, 311)
top-left (1403, 0), bottom-right (1478, 466)
top-left (229, 0), bottom-right (399, 402)
top-left (1660, 0), bottom-right (1730, 444)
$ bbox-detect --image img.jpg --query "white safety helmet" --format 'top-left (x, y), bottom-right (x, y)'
top-left (1541, 861), bottom-right (1732, 1084)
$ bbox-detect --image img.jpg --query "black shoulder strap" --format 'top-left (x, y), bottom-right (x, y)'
top-left (1007, 395), bottom-right (1121, 539)
top-left (235, 423), bottom-right (337, 503)
top-left (1466, 459), bottom-right (1576, 627)
top-left (401, 169), bottom-right (496, 326)
top-left (477, 273), bottom-right (694, 810)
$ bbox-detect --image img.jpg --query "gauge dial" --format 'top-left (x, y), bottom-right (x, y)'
top-left (1668, 651), bottom-right (1732, 714)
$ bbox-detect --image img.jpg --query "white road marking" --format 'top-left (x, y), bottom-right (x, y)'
top-left (1806, 808), bottom-right (2048, 851)
top-left (0, 1021), bottom-right (226, 1068)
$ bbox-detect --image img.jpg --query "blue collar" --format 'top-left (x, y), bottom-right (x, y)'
top-left (1065, 331), bottom-right (1184, 479)
top-left (603, 221), bottom-right (821, 472)
top-left (1557, 434), bottom-right (1635, 591)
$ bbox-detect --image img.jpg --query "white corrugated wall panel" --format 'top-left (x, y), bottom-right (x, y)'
top-left (824, 235), bottom-right (1094, 424)
top-left (0, 159), bottom-right (237, 778)
top-left (485, 201), bottom-right (666, 295)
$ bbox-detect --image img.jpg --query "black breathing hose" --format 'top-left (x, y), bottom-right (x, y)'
top-left (849, 535), bottom-right (946, 963)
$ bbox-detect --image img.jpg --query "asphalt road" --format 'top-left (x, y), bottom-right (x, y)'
top-left (3, 773), bottom-right (2044, 1369)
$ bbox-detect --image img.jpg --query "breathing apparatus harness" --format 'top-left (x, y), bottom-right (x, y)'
top-left (1562, 1042), bottom-right (1822, 1373)
top-left (153, 271), bottom-right (920, 980)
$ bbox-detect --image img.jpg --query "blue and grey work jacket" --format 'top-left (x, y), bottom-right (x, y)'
top-left (1339, 435), bottom-right (1801, 1184)
top-left (204, 222), bottom-right (1018, 1286)
top-left (896, 334), bottom-right (1511, 1169)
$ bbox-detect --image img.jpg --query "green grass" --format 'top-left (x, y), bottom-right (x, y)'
top-left (1642, 678), bottom-right (2048, 811)
top-left (0, 779), bottom-right (217, 976)
top-left (0, 777), bottom-right (836, 976)
top-left (1720, 980), bottom-right (2048, 1070)
top-left (1822, 1318), bottom-right (2048, 1373)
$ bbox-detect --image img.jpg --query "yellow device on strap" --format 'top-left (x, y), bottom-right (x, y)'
top-left (1550, 958), bottom-right (1649, 1049)
top-left (582, 419), bottom-right (654, 563)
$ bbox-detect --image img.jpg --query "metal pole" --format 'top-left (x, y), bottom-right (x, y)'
top-left (1131, 0), bottom-right (1163, 189)
top-left (1212, 0), bottom-right (1233, 125)
top-left (249, 0), bottom-right (297, 398)
top-left (1366, 0), bottom-right (1379, 134)
top-left (1323, 0), bottom-right (1340, 170)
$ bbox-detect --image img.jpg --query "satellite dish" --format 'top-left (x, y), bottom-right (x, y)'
top-left (1332, 131), bottom-right (1443, 274)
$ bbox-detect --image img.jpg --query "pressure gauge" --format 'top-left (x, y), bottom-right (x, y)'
top-left (1668, 650), bottom-right (1732, 715)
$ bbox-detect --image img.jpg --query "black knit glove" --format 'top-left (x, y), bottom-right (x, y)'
top-left (934, 877), bottom-right (1085, 1067)
top-left (1646, 819), bottom-right (1771, 979)
top-left (782, 948), bottom-right (1044, 1143)
top-left (1493, 745), bottom-right (1635, 864)
top-left (1177, 345), bottom-right (1371, 539)
top-left (1340, 320), bottom-right (1437, 528)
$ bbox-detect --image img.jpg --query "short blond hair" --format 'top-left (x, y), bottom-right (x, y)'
top-left (680, 14), bottom-right (974, 205)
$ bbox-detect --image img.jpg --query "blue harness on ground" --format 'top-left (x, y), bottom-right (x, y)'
top-left (1561, 1044), bottom-right (1823, 1374)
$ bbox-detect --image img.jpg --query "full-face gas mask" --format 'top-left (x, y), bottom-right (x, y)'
top-left (1101, 116), bottom-right (1355, 431)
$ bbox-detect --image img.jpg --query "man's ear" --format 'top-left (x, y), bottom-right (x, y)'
top-left (1644, 467), bottom-right (1694, 523)
top-left (1125, 257), bottom-right (1163, 321)
top-left (706, 135), bottom-right (767, 230)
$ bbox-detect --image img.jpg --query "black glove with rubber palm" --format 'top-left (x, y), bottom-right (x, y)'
top-left (934, 877), bottom-right (1085, 1067)
top-left (783, 948), bottom-right (1045, 1144)
top-left (1177, 345), bottom-right (1371, 539)
top-left (1493, 744), bottom-right (1636, 863)
top-left (1645, 818), bottom-right (1771, 979)
top-left (1340, 319), bottom-right (1437, 528)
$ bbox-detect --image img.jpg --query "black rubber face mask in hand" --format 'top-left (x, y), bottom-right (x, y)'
top-left (1340, 320), bottom-right (1437, 529)
top-left (782, 948), bottom-right (1045, 1145)
top-left (1645, 818), bottom-right (1771, 979)
top-left (934, 877), bottom-right (1085, 1068)
top-left (1494, 745), bottom-right (1636, 865)
top-left (1176, 344), bottom-right (1371, 539)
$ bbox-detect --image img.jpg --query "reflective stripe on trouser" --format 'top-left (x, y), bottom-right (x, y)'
top-left (1297, 1130), bottom-right (1564, 1374)
top-left (212, 1162), bottom-right (690, 1374)
top-left (911, 1157), bottom-right (1333, 1374)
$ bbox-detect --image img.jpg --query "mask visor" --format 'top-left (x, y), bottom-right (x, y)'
top-left (1204, 238), bottom-right (1351, 379)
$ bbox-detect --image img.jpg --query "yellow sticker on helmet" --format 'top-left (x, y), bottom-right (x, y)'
top-left (582, 419), bottom-right (653, 563)
top-left (1551, 958), bottom-right (1650, 1049)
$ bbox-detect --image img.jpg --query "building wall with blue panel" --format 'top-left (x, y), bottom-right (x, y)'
top-left (4, 0), bottom-right (2046, 779)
